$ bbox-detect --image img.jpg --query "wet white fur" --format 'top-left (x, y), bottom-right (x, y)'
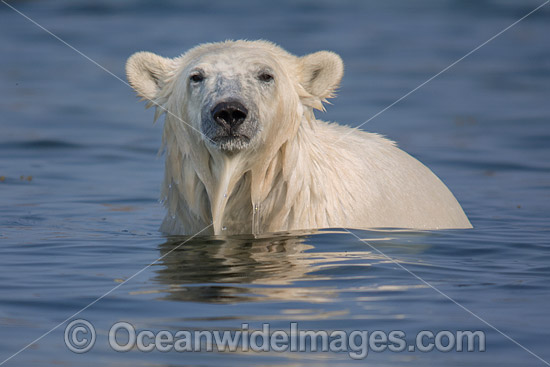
top-left (126, 40), bottom-right (472, 235)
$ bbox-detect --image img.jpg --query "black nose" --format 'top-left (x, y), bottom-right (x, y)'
top-left (211, 101), bottom-right (248, 129)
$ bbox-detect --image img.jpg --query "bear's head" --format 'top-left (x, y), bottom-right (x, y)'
top-left (126, 40), bottom-right (343, 156)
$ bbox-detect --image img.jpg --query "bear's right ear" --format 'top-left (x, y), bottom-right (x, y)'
top-left (298, 51), bottom-right (344, 110)
top-left (126, 52), bottom-right (174, 100)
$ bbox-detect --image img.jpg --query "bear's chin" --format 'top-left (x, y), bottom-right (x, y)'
top-left (211, 135), bottom-right (251, 153)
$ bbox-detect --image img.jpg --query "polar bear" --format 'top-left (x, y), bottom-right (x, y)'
top-left (126, 40), bottom-right (471, 235)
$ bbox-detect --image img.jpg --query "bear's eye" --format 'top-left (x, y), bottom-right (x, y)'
top-left (258, 72), bottom-right (274, 83)
top-left (190, 73), bottom-right (205, 83)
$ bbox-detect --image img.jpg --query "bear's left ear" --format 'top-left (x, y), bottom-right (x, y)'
top-left (299, 51), bottom-right (344, 109)
top-left (126, 51), bottom-right (174, 101)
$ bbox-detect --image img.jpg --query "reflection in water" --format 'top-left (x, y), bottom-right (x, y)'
top-left (153, 231), bottom-right (423, 304)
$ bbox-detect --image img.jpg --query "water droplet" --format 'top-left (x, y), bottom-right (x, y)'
top-left (168, 184), bottom-right (172, 189)
top-left (223, 193), bottom-right (227, 198)
top-left (252, 202), bottom-right (261, 235)
top-left (171, 214), bottom-right (176, 220)
top-left (221, 226), bottom-right (227, 231)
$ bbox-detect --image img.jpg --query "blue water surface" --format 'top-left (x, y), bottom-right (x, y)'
top-left (1, 0), bottom-right (549, 366)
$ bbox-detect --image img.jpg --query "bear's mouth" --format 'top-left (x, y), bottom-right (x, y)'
top-left (212, 133), bottom-right (251, 151)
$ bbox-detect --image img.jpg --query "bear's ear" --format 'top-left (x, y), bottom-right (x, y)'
top-left (299, 51), bottom-right (344, 107)
top-left (126, 51), bottom-right (174, 100)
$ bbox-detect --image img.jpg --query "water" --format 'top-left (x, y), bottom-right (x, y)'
top-left (1, 0), bottom-right (549, 366)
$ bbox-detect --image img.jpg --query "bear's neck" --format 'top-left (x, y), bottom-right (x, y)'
top-left (162, 113), bottom-right (322, 235)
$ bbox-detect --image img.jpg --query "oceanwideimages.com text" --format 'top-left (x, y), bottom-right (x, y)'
top-left (65, 320), bottom-right (486, 359)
